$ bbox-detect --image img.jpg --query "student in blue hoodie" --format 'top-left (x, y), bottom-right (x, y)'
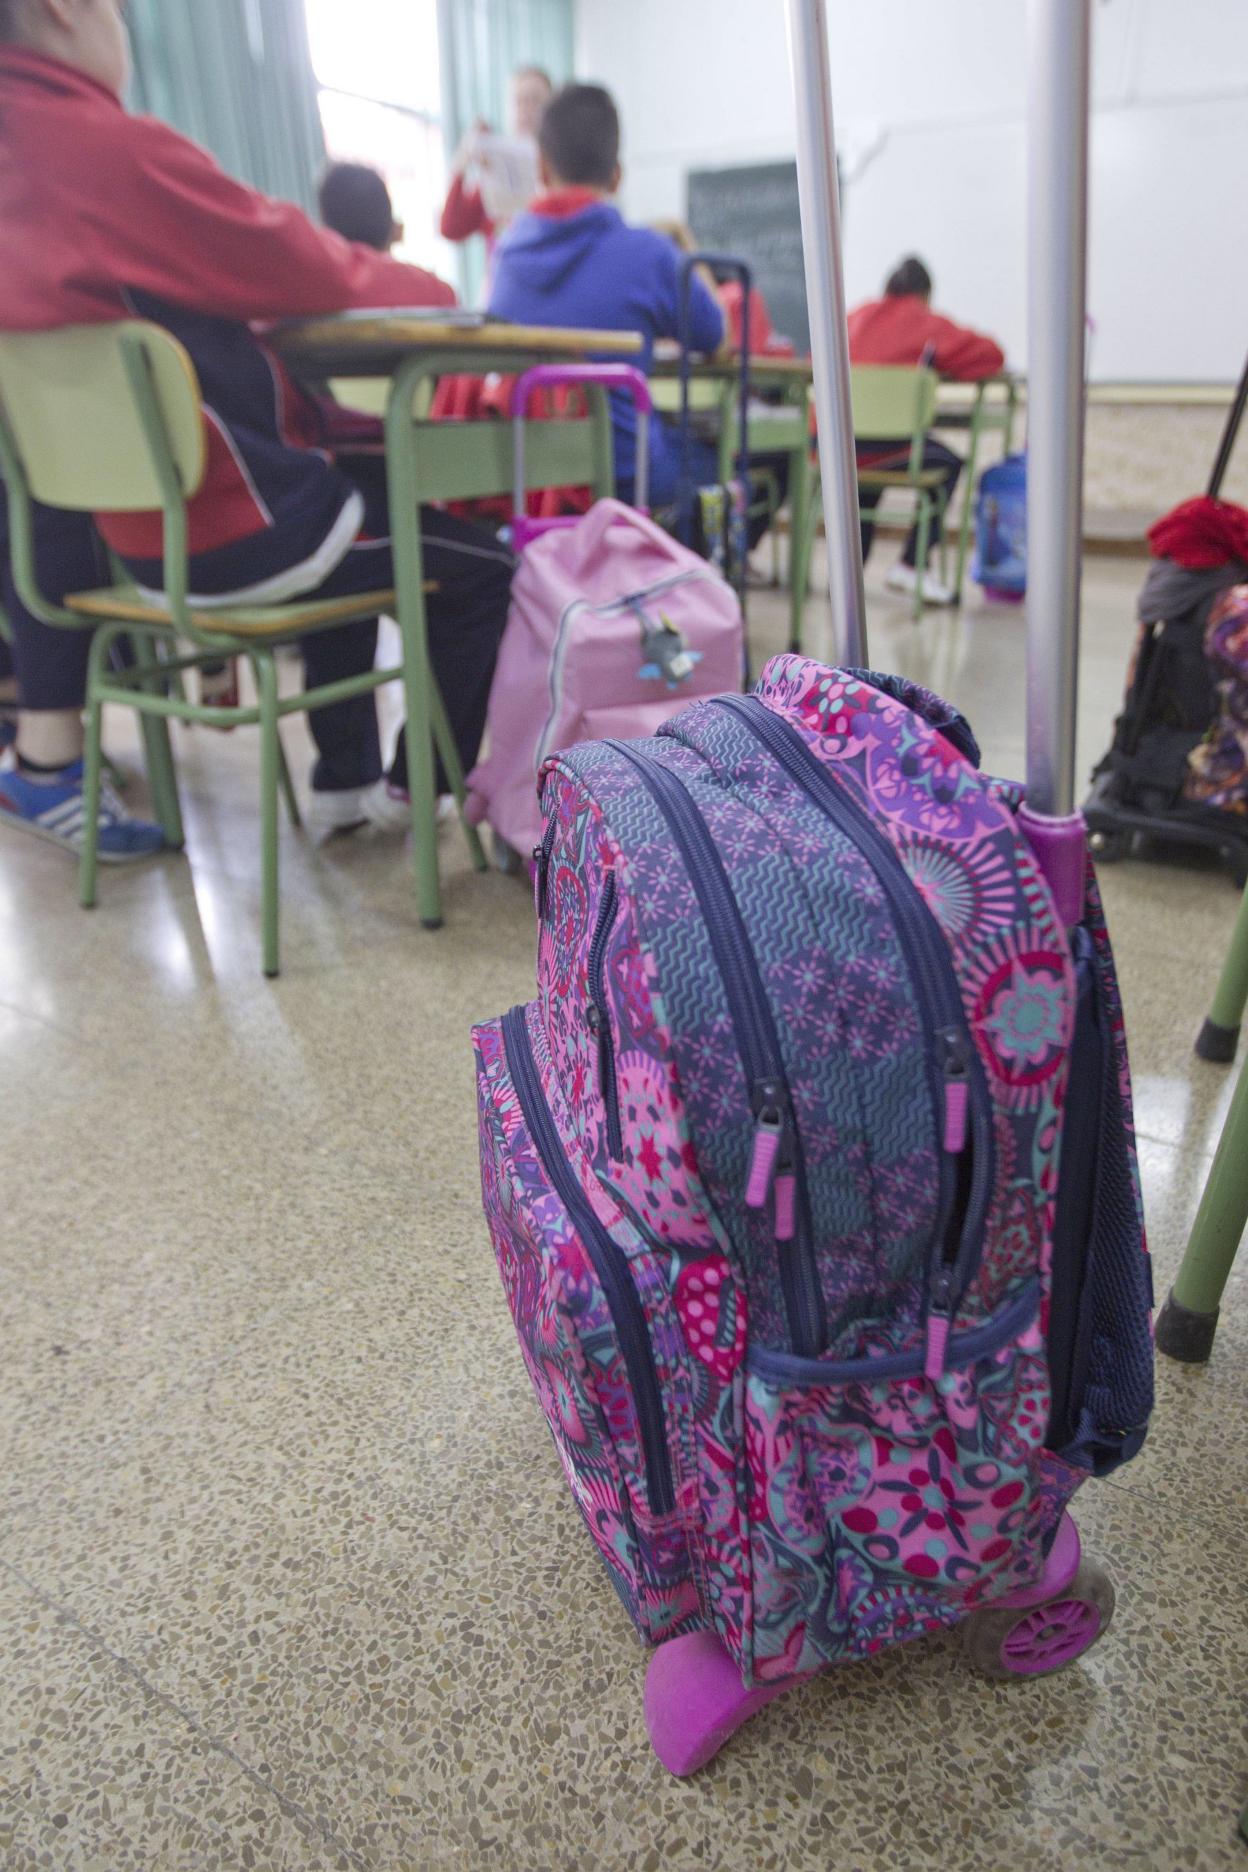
top-left (489, 83), bottom-right (783, 536)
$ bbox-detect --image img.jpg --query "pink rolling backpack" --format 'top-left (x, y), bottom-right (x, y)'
top-left (470, 31), bottom-right (1153, 1776)
top-left (465, 366), bottom-right (744, 868)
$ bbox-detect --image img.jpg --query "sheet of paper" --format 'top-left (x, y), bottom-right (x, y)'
top-left (475, 133), bottom-right (539, 222)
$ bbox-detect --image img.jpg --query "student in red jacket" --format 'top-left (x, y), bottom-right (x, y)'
top-left (848, 255), bottom-right (1005, 607)
top-left (0, 0), bottom-right (512, 861)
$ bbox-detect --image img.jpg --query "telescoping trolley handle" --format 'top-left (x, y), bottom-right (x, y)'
top-left (1207, 349), bottom-right (1248, 501)
top-left (1017, 0), bottom-right (1092, 926)
top-left (510, 362), bottom-right (651, 552)
top-left (784, 0), bottom-right (1093, 927)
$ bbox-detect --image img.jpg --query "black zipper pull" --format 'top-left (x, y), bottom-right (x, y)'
top-left (534, 819), bottom-right (557, 920)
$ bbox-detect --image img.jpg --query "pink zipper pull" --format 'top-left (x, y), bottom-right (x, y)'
top-left (774, 1171), bottom-right (797, 1242)
top-left (943, 1080), bottom-right (969, 1154)
top-left (924, 1312), bottom-right (950, 1381)
top-left (746, 1115), bottom-right (782, 1208)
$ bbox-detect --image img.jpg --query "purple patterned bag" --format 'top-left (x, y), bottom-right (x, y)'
top-left (473, 655), bottom-right (1152, 1687)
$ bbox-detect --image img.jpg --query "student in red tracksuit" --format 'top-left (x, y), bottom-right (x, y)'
top-left (848, 255), bottom-right (1005, 607)
top-left (0, 0), bottom-right (513, 862)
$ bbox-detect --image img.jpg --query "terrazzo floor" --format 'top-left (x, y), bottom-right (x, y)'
top-left (3, 551), bottom-right (1246, 1870)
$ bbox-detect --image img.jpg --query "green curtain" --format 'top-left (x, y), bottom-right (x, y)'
top-left (128, 0), bottom-right (326, 214)
top-left (437, 0), bottom-right (575, 304)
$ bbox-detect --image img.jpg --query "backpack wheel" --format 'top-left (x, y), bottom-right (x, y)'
top-left (961, 1552), bottom-right (1115, 1680)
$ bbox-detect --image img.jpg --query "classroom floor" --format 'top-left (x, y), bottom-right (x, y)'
top-left (3, 550), bottom-right (1247, 1872)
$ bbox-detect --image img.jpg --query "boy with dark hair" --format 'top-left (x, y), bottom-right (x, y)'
top-left (487, 81), bottom-right (730, 513)
top-left (0, 0), bottom-right (512, 856)
top-left (848, 254), bottom-right (1005, 605)
top-left (319, 162), bottom-right (402, 254)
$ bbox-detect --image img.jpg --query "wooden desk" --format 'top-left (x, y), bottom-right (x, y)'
top-left (650, 353), bottom-right (815, 650)
top-left (276, 315), bottom-right (643, 379)
top-left (270, 315), bottom-right (641, 929)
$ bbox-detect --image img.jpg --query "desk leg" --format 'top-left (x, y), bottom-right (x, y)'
top-left (787, 429), bottom-right (811, 655)
top-left (953, 385), bottom-right (986, 607)
top-left (386, 356), bottom-right (442, 931)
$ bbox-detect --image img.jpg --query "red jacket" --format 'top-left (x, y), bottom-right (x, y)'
top-left (847, 293), bottom-right (1004, 382)
top-left (440, 173), bottom-right (495, 245)
top-left (0, 47), bottom-right (456, 601)
top-left (1149, 497), bottom-right (1248, 571)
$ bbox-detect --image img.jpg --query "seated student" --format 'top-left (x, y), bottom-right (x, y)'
top-left (489, 84), bottom-right (784, 540)
top-left (0, 0), bottom-right (512, 856)
top-left (0, 502), bottom-right (168, 857)
top-left (319, 161), bottom-right (402, 253)
top-left (848, 255), bottom-right (1005, 607)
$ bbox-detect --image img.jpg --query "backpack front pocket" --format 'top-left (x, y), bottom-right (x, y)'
top-left (474, 1005), bottom-right (698, 1646)
top-left (741, 1282), bottom-right (1052, 1683)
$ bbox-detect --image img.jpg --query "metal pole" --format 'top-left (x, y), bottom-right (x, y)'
top-left (1025, 0), bottom-right (1091, 817)
top-left (784, 0), bottom-right (866, 667)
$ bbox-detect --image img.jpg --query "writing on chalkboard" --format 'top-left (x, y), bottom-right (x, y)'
top-left (687, 160), bottom-right (809, 356)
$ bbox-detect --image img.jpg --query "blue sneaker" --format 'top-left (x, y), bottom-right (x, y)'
top-left (0, 756), bottom-right (166, 863)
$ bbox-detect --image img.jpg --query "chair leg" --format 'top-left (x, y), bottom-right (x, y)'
top-left (787, 452), bottom-right (815, 655)
top-left (78, 629), bottom-right (113, 911)
top-left (130, 636), bottom-right (184, 849)
top-left (428, 668), bottom-right (487, 873)
top-left (246, 654), bottom-right (301, 831)
top-left (385, 367), bottom-right (443, 931)
top-left (913, 497), bottom-right (932, 621)
top-left (276, 734), bottom-right (302, 831)
top-left (255, 651), bottom-right (281, 979)
top-left (1196, 879), bottom-right (1248, 1062)
top-left (1155, 1050), bottom-right (1248, 1363)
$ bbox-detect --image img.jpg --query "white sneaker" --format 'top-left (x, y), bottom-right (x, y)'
top-left (308, 781), bottom-right (457, 837)
top-left (885, 563), bottom-right (956, 607)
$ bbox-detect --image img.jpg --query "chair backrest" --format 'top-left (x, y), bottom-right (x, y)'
top-left (850, 364), bottom-right (938, 442)
top-left (0, 322), bottom-right (205, 512)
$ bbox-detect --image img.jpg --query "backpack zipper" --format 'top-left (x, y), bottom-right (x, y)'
top-left (750, 1277), bottom-right (1038, 1389)
top-left (586, 870), bottom-right (624, 1159)
top-left (606, 741), bottom-right (826, 1358)
top-left (502, 1005), bottom-right (676, 1516)
top-left (715, 696), bottom-right (994, 1375)
top-left (533, 814), bottom-right (558, 922)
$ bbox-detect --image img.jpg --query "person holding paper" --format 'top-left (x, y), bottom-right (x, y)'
top-left (440, 66), bottom-right (552, 249)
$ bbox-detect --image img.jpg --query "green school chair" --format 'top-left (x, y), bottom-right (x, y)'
top-left (791, 364), bottom-right (949, 628)
top-left (1156, 877), bottom-right (1248, 1362)
top-left (0, 320), bottom-right (475, 978)
top-left (852, 363), bottom-right (948, 620)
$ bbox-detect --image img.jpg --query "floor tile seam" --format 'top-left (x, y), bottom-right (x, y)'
top-left (0, 1550), bottom-right (372, 1870)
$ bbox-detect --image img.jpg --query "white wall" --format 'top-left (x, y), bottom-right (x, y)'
top-left (576, 0), bottom-right (1248, 381)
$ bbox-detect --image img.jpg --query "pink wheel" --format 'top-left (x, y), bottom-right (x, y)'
top-left (961, 1544), bottom-right (1115, 1681)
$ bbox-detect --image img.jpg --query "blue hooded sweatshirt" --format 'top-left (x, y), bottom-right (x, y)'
top-left (488, 198), bottom-right (725, 506)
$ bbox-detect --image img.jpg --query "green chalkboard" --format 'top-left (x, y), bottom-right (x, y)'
top-left (687, 159), bottom-right (809, 355)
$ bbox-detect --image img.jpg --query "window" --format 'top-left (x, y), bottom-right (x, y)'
top-left (305, 0), bottom-right (453, 280)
